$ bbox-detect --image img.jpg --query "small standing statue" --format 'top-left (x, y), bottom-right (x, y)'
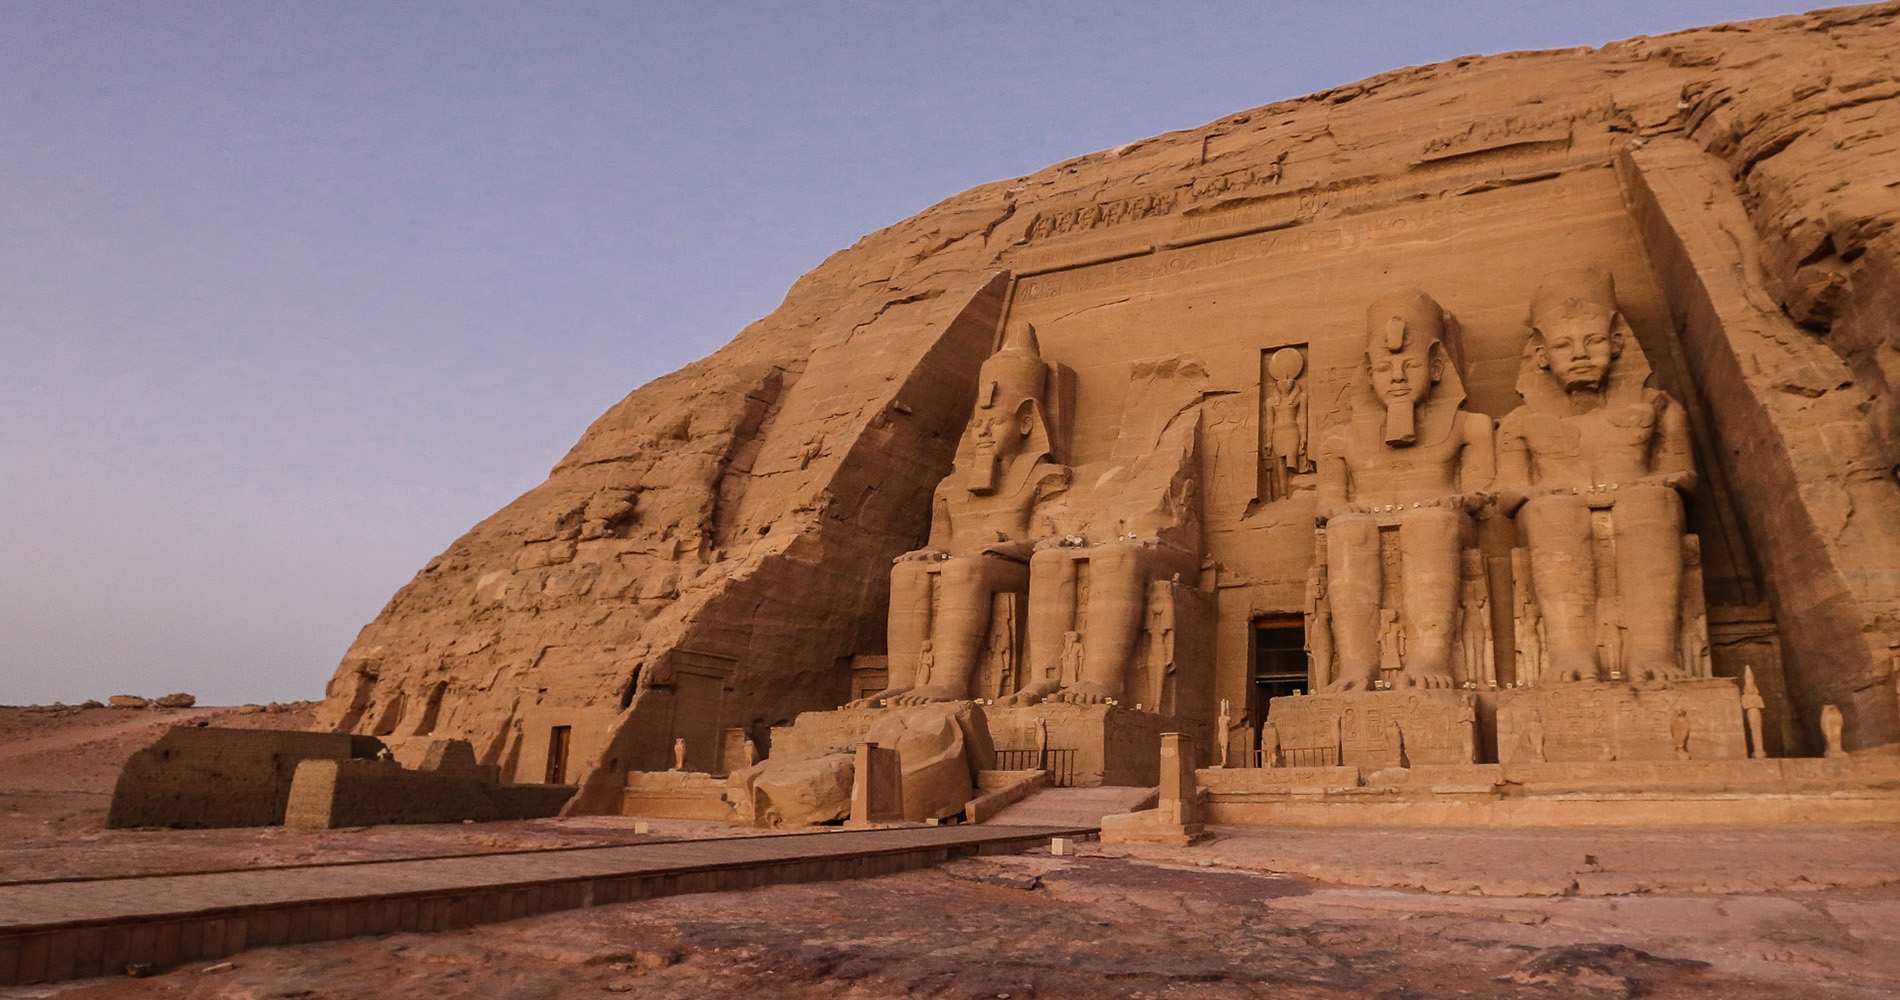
top-left (1377, 609), bottom-right (1404, 686)
top-left (1741, 666), bottom-right (1768, 760)
top-left (1263, 346), bottom-right (1310, 502)
top-left (742, 739), bottom-right (760, 768)
top-left (1821, 704), bottom-right (1847, 758)
top-left (1458, 699), bottom-right (1478, 763)
top-left (1670, 709), bottom-right (1692, 761)
top-left (1058, 631), bottom-right (1085, 688)
top-left (1525, 710), bottom-right (1548, 763)
top-left (915, 640), bottom-right (935, 688)
top-left (1262, 722), bottom-right (1282, 769)
top-left (1216, 698), bottom-right (1233, 768)
top-left (1306, 564), bottom-right (1334, 688)
top-left (671, 738), bottom-right (687, 772)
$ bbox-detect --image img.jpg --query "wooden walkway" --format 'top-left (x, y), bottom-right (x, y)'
top-left (0, 824), bottom-right (1086, 986)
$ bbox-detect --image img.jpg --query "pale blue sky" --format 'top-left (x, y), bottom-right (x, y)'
top-left (0, 1), bottom-right (1804, 704)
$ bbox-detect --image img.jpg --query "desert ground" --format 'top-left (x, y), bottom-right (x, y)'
top-left (2, 705), bottom-right (1896, 999)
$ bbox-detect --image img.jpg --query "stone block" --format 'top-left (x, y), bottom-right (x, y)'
top-left (108, 727), bottom-right (377, 829)
top-left (848, 743), bottom-right (904, 826)
top-left (1101, 733), bottom-right (1206, 846)
top-left (620, 771), bottom-right (734, 820)
top-left (1264, 690), bottom-right (1478, 770)
top-left (986, 703), bottom-right (1190, 787)
top-left (1496, 678), bottom-right (1746, 764)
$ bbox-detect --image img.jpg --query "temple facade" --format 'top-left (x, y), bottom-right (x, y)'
top-left (314, 11), bottom-right (1900, 820)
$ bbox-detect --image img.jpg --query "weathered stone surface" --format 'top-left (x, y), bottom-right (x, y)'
top-left (1497, 678), bottom-right (1749, 764)
top-left (725, 749), bottom-right (855, 828)
top-left (108, 727), bottom-right (383, 829)
top-left (320, 4), bottom-right (1900, 805)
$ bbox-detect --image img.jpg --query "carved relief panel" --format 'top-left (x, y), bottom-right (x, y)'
top-left (1258, 345), bottom-right (1313, 504)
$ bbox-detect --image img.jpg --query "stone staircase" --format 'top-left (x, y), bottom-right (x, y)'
top-left (983, 785), bottom-right (1158, 828)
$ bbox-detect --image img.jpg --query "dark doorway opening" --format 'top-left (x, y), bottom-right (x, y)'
top-left (1253, 617), bottom-right (1308, 734)
top-left (545, 726), bottom-right (572, 784)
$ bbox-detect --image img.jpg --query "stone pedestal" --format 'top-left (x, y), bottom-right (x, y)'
top-left (985, 703), bottom-right (1191, 787)
top-left (1495, 678), bottom-right (1747, 765)
top-left (1264, 690), bottom-right (1479, 770)
top-left (1101, 733), bottom-right (1205, 846)
top-left (847, 742), bottom-right (904, 826)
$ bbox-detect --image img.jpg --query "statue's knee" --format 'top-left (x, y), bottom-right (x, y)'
top-left (1089, 543), bottom-right (1145, 576)
top-left (1615, 484), bottom-right (1681, 522)
top-left (890, 561), bottom-right (929, 589)
top-left (1329, 513), bottom-right (1378, 544)
top-left (1401, 506), bottom-right (1462, 542)
top-left (1520, 495), bottom-right (1588, 538)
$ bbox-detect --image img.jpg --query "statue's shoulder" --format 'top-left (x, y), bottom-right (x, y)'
top-left (1316, 415), bottom-right (1358, 457)
top-left (1498, 405), bottom-right (1564, 439)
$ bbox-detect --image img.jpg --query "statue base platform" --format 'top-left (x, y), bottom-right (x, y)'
top-left (986, 703), bottom-right (1196, 788)
top-left (775, 701), bottom-right (1194, 788)
top-left (1495, 678), bottom-right (1746, 765)
top-left (1264, 689), bottom-right (1479, 769)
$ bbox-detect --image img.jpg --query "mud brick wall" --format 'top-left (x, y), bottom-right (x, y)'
top-left (107, 728), bottom-right (373, 830)
top-left (284, 759), bottom-right (576, 829)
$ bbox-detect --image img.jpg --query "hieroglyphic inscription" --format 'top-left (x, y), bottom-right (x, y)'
top-left (1015, 103), bottom-right (1613, 248)
top-left (1419, 104), bottom-right (1611, 159)
top-left (1015, 204), bottom-right (1475, 304)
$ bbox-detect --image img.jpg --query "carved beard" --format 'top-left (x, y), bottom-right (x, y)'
top-left (966, 439), bottom-right (999, 494)
top-left (1383, 397), bottom-right (1417, 446)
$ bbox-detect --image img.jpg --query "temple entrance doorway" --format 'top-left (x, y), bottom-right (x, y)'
top-left (1252, 617), bottom-right (1307, 758)
top-left (544, 726), bottom-right (572, 784)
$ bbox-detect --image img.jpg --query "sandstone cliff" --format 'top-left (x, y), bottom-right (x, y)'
top-left (318, 3), bottom-right (1900, 788)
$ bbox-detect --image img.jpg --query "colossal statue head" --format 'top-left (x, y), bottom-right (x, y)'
top-left (1363, 289), bottom-right (1453, 446)
top-left (964, 321), bottom-right (1051, 495)
top-left (1528, 268), bottom-right (1628, 394)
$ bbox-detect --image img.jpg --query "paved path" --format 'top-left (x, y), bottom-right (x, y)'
top-left (0, 824), bottom-right (1087, 985)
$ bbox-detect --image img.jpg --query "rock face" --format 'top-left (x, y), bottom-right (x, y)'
top-left (319, 3), bottom-right (1900, 798)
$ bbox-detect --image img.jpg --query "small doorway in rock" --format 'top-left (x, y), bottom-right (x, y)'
top-left (545, 726), bottom-right (572, 784)
top-left (1253, 616), bottom-right (1308, 729)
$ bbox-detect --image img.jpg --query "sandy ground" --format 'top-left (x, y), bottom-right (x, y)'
top-left (3, 705), bottom-right (1897, 998)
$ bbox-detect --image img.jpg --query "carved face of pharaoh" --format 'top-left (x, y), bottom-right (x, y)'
top-left (1368, 338), bottom-right (1439, 409)
top-left (965, 397), bottom-right (1035, 495)
top-left (1534, 302), bottom-right (1623, 393)
top-left (1364, 301), bottom-right (1445, 445)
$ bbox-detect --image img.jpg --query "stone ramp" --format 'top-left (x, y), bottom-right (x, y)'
top-left (0, 824), bottom-right (1087, 986)
top-left (985, 786), bottom-right (1158, 827)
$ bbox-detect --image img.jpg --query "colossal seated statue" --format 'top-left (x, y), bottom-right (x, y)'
top-left (1009, 356), bottom-right (1207, 708)
top-left (1497, 268), bottom-right (1699, 687)
top-left (858, 326), bottom-right (1210, 714)
top-left (1314, 290), bottom-right (1496, 691)
top-left (857, 321), bottom-right (1073, 707)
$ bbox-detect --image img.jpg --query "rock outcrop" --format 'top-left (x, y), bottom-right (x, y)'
top-left (319, 3), bottom-right (1900, 795)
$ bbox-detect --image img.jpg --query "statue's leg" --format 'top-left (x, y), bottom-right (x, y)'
top-left (1396, 507), bottom-right (1464, 688)
top-left (1005, 547), bottom-right (1075, 706)
top-left (1067, 543), bottom-right (1150, 704)
top-left (1614, 485), bottom-right (1687, 686)
top-left (900, 555), bottom-right (1027, 703)
top-left (1518, 494), bottom-right (1599, 683)
top-left (1325, 513), bottom-right (1383, 690)
top-left (851, 559), bottom-right (931, 706)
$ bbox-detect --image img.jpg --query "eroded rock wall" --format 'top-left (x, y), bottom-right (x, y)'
top-left (321, 2), bottom-right (1900, 772)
